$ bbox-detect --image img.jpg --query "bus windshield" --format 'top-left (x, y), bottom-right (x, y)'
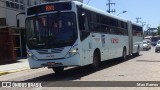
top-left (26, 12), bottom-right (77, 49)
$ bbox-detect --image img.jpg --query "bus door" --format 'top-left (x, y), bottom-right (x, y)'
top-left (78, 11), bottom-right (91, 65)
top-left (101, 34), bottom-right (110, 61)
top-left (90, 33), bottom-right (102, 49)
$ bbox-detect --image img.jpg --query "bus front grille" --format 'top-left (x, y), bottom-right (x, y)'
top-left (37, 48), bottom-right (64, 54)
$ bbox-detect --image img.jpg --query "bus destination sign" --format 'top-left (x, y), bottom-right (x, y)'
top-left (45, 5), bottom-right (55, 11)
top-left (27, 2), bottom-right (72, 16)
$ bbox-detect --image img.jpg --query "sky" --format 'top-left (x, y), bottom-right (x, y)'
top-left (83, 0), bottom-right (160, 30)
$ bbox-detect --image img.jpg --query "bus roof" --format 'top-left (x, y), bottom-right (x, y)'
top-left (26, 0), bottom-right (141, 27)
top-left (144, 36), bottom-right (152, 39)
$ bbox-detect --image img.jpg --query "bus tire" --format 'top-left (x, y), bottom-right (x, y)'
top-left (52, 67), bottom-right (64, 74)
top-left (155, 50), bottom-right (157, 53)
top-left (122, 48), bottom-right (127, 61)
top-left (92, 50), bottom-right (100, 70)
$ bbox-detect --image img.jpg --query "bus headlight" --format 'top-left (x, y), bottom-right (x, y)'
top-left (65, 48), bottom-right (79, 58)
top-left (27, 51), bottom-right (38, 60)
top-left (71, 49), bottom-right (77, 53)
top-left (69, 49), bottom-right (77, 56)
top-left (27, 51), bottom-right (33, 57)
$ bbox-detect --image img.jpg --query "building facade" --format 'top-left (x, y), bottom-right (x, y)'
top-left (0, 0), bottom-right (36, 61)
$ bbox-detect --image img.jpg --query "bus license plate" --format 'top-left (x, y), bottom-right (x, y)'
top-left (47, 62), bottom-right (55, 65)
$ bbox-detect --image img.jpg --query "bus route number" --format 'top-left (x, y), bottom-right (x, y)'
top-left (45, 5), bottom-right (55, 11)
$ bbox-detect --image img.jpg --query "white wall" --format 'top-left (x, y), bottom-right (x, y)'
top-left (0, 1), bottom-right (6, 18)
top-left (6, 9), bottom-right (26, 27)
top-left (0, 0), bottom-right (27, 27)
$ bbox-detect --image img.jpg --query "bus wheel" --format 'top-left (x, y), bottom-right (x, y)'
top-left (122, 48), bottom-right (127, 61)
top-left (155, 50), bottom-right (157, 53)
top-left (52, 67), bottom-right (64, 74)
top-left (92, 51), bottom-right (100, 70)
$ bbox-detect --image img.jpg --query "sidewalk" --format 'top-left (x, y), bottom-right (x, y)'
top-left (0, 59), bottom-right (30, 76)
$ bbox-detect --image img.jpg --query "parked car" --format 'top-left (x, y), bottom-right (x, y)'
top-left (155, 40), bottom-right (160, 52)
top-left (143, 40), bottom-right (151, 51)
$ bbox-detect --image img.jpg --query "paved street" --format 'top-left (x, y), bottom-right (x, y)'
top-left (0, 46), bottom-right (160, 90)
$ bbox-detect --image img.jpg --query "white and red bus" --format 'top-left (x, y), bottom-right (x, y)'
top-left (26, 1), bottom-right (143, 73)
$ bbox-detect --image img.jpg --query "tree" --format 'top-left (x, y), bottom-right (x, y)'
top-left (157, 26), bottom-right (160, 35)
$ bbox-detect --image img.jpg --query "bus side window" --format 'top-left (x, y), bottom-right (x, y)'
top-left (78, 12), bottom-right (90, 41)
top-left (78, 13), bottom-right (85, 31)
top-left (106, 27), bottom-right (110, 34)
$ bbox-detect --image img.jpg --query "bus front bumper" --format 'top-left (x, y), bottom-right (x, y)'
top-left (28, 54), bottom-right (81, 69)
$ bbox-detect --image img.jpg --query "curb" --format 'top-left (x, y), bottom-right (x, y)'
top-left (0, 67), bottom-right (30, 76)
top-left (0, 72), bottom-right (9, 76)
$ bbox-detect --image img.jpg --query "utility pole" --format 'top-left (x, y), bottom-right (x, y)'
top-left (141, 22), bottom-right (146, 28)
top-left (106, 0), bottom-right (116, 14)
top-left (146, 24), bottom-right (150, 36)
top-left (141, 22), bottom-right (146, 36)
top-left (136, 17), bottom-right (141, 23)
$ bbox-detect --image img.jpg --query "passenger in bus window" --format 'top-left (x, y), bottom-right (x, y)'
top-left (67, 21), bottom-right (71, 27)
top-left (54, 22), bottom-right (58, 28)
top-left (53, 20), bottom-right (62, 32)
